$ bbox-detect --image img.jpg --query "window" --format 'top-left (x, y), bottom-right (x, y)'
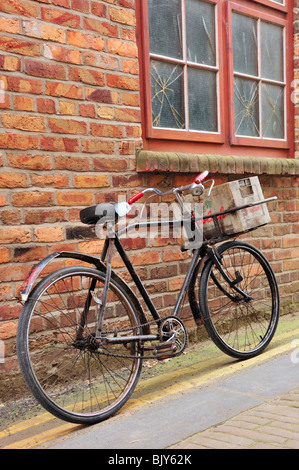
top-left (227, 3), bottom-right (288, 147)
top-left (138, 0), bottom-right (292, 153)
top-left (142, 0), bottom-right (224, 142)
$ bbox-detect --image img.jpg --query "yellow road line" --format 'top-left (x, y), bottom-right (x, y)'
top-left (2, 327), bottom-right (299, 449)
top-left (3, 423), bottom-right (83, 449)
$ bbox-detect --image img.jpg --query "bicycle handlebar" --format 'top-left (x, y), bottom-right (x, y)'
top-left (128, 171), bottom-right (209, 205)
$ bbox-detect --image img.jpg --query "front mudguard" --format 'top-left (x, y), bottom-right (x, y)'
top-left (20, 251), bottom-right (149, 333)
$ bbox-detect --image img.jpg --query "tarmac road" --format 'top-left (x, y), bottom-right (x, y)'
top-left (1, 314), bottom-right (299, 450)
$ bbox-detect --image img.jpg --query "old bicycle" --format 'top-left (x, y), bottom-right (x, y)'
top-left (17, 171), bottom-right (279, 424)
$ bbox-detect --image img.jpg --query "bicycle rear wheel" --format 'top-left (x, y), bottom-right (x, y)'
top-left (199, 241), bottom-right (279, 359)
top-left (17, 266), bottom-right (143, 424)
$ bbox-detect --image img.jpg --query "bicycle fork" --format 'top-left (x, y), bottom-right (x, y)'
top-left (206, 246), bottom-right (252, 303)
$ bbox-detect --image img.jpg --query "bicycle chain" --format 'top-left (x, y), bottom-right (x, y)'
top-left (96, 315), bottom-right (187, 360)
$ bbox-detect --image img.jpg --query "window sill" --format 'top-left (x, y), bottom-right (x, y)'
top-left (136, 150), bottom-right (299, 176)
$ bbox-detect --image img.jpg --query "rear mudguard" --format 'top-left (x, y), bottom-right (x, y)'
top-left (20, 251), bottom-right (149, 333)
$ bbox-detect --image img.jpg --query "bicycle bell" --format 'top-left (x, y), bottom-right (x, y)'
top-left (190, 182), bottom-right (204, 197)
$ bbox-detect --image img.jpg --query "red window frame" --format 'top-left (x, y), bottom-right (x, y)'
top-left (227, 2), bottom-right (290, 149)
top-left (139, 0), bottom-right (225, 144)
top-left (136, 0), bottom-right (293, 156)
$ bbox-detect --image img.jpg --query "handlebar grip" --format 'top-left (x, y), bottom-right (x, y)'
top-left (128, 191), bottom-right (144, 205)
top-left (194, 170), bottom-right (209, 185)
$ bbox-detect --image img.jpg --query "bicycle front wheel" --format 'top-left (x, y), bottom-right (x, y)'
top-left (17, 266), bottom-right (143, 424)
top-left (199, 241), bottom-right (279, 359)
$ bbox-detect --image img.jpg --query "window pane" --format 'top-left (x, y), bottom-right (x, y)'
top-left (188, 68), bottom-right (217, 131)
top-left (262, 83), bottom-right (284, 139)
top-left (150, 60), bottom-right (185, 129)
top-left (261, 22), bottom-right (283, 82)
top-left (234, 77), bottom-right (259, 137)
top-left (148, 0), bottom-right (182, 60)
top-left (185, 0), bottom-right (216, 66)
top-left (232, 13), bottom-right (258, 77)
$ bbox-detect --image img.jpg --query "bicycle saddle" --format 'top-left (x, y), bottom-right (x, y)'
top-left (80, 203), bottom-right (117, 226)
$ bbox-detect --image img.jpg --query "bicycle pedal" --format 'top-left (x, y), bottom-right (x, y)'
top-left (154, 341), bottom-right (177, 361)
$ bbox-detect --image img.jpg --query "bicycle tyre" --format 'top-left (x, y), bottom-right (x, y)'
top-left (17, 266), bottom-right (144, 425)
top-left (199, 241), bottom-right (280, 359)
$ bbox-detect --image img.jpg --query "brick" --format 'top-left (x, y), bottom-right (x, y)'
top-left (24, 208), bottom-right (67, 224)
top-left (7, 154), bottom-right (51, 170)
top-left (12, 191), bottom-right (53, 207)
top-left (0, 133), bottom-right (39, 150)
top-left (0, 209), bottom-right (21, 225)
top-left (107, 73), bottom-right (139, 90)
top-left (2, 113), bottom-right (45, 132)
top-left (0, 172), bottom-right (27, 188)
top-left (90, 122), bottom-right (124, 138)
top-left (54, 155), bottom-right (90, 171)
top-left (282, 237), bottom-right (299, 248)
top-left (0, 247), bottom-right (10, 264)
top-left (82, 139), bottom-right (114, 154)
top-left (83, 17), bottom-right (118, 37)
top-left (79, 103), bottom-right (96, 118)
top-left (41, 7), bottom-right (81, 28)
top-left (74, 174), bottom-right (109, 188)
top-left (34, 227), bottom-right (64, 242)
top-left (91, 1), bottom-right (107, 18)
top-left (30, 173), bottom-right (69, 187)
top-left (37, 98), bottom-right (56, 114)
top-left (59, 101), bottom-right (76, 115)
top-left (23, 20), bottom-right (65, 44)
top-left (0, 321), bottom-right (18, 339)
top-left (0, 75), bottom-right (42, 94)
top-left (86, 88), bottom-right (119, 104)
top-left (0, 227), bottom-right (31, 244)
top-left (0, 55), bottom-right (21, 72)
top-left (0, 36), bottom-right (40, 56)
top-left (112, 173), bottom-right (143, 187)
top-left (0, 17), bottom-right (20, 34)
top-left (93, 157), bottom-right (128, 172)
top-left (25, 59), bottom-right (66, 80)
top-left (109, 7), bottom-right (136, 26)
top-left (14, 245), bottom-right (46, 262)
top-left (43, 44), bottom-right (81, 64)
top-left (69, 67), bottom-right (105, 86)
top-left (13, 95), bottom-right (34, 111)
top-left (129, 250), bottom-right (160, 266)
top-left (0, 285), bottom-right (11, 301)
top-left (0, 0), bottom-right (38, 17)
top-left (72, 0), bottom-right (89, 13)
top-left (46, 81), bottom-right (83, 100)
top-left (97, 106), bottom-right (114, 120)
top-left (48, 117), bottom-right (87, 135)
top-left (115, 107), bottom-right (141, 122)
top-left (0, 265), bottom-right (30, 283)
top-left (107, 39), bottom-right (137, 58)
top-left (67, 31), bottom-right (105, 51)
top-left (84, 51), bottom-right (119, 70)
top-left (40, 136), bottom-right (79, 152)
top-left (0, 195), bottom-right (6, 207)
top-left (56, 191), bottom-right (93, 206)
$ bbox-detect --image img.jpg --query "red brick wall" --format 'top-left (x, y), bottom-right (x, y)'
top-left (0, 0), bottom-right (298, 387)
top-left (0, 0), bottom-right (143, 375)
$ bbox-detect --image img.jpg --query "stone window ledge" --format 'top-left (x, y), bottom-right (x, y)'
top-left (136, 151), bottom-right (299, 176)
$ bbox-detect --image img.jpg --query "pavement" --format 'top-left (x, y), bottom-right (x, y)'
top-left (170, 386), bottom-right (299, 450)
top-left (1, 315), bottom-right (299, 451)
